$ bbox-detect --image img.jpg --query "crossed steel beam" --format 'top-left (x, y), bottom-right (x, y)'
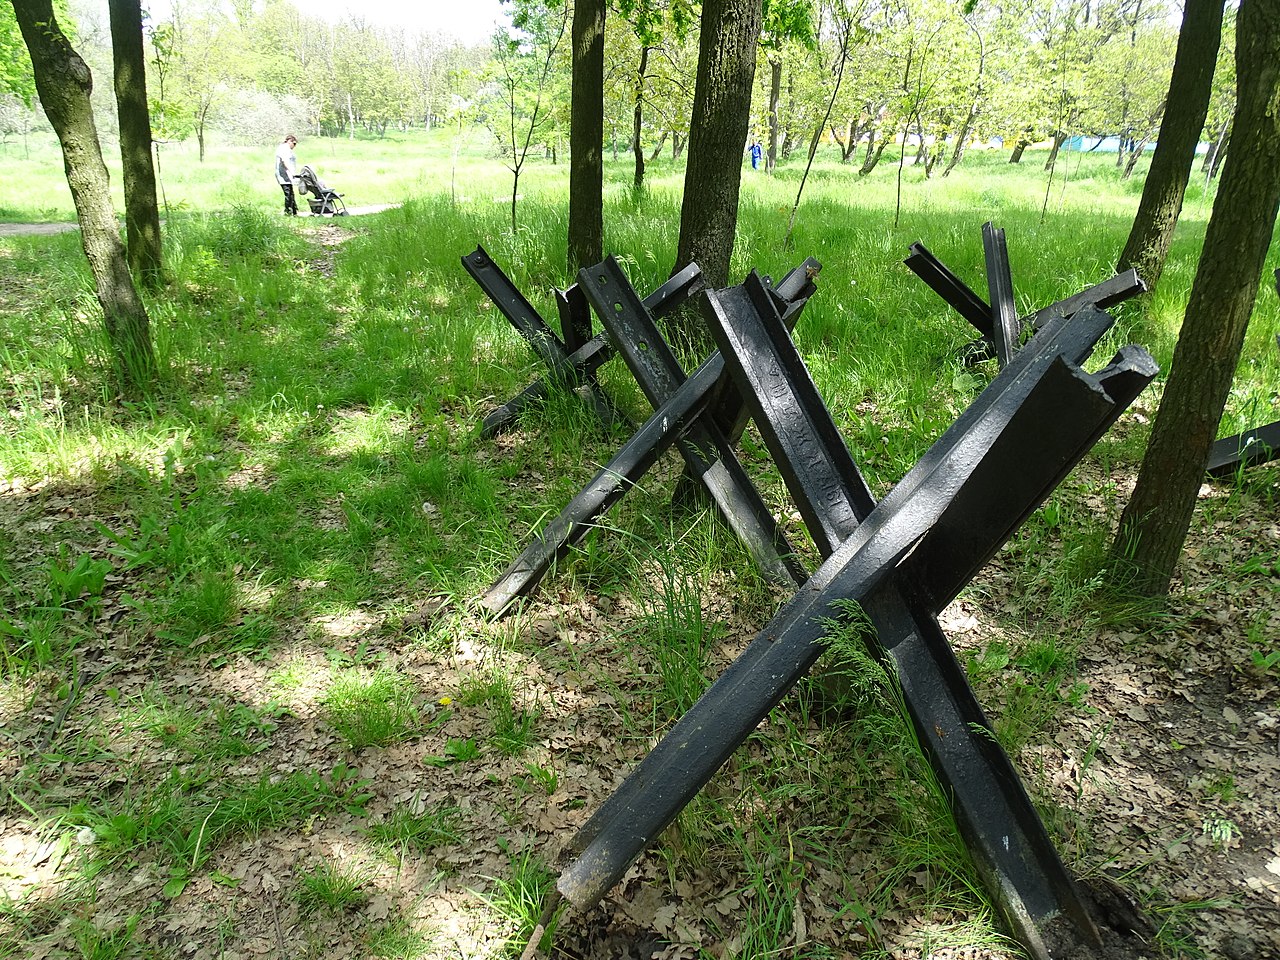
top-left (461, 245), bottom-right (702, 438)
top-left (552, 272), bottom-right (1157, 960)
top-left (1207, 333), bottom-right (1280, 478)
top-left (478, 257), bottom-right (821, 617)
top-left (904, 222), bottom-right (1146, 367)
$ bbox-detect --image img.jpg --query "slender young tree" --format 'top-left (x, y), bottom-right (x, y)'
top-left (1113, 0), bottom-right (1280, 597)
top-left (10, 0), bottom-right (157, 395)
top-left (109, 0), bottom-right (163, 288)
top-left (568, 0), bottom-right (604, 273)
top-left (1115, 0), bottom-right (1225, 289)
top-left (672, 0), bottom-right (764, 295)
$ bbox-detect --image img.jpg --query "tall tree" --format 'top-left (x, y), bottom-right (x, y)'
top-left (672, 0), bottom-right (763, 295)
top-left (109, 0), bottom-right (163, 287)
top-left (759, 0), bottom-right (815, 176)
top-left (487, 0), bottom-right (568, 234)
top-left (1115, 0), bottom-right (1224, 289)
top-left (10, 0), bottom-right (157, 395)
top-left (1112, 0), bottom-right (1280, 597)
top-left (568, 0), bottom-right (604, 272)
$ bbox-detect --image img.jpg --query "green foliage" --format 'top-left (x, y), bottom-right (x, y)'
top-left (480, 843), bottom-right (563, 957)
top-left (296, 859), bottom-right (370, 916)
top-left (324, 668), bottom-right (422, 749)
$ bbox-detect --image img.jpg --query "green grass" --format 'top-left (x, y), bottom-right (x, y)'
top-left (1, 123), bottom-right (1276, 958)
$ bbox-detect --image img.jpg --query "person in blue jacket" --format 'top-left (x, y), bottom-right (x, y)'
top-left (749, 139), bottom-right (763, 170)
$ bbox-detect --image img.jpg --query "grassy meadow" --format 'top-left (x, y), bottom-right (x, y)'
top-left (1, 125), bottom-right (1278, 959)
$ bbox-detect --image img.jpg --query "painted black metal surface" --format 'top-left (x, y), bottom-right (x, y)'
top-left (477, 337), bottom-right (621, 441)
top-left (697, 275), bottom-right (1155, 954)
top-left (465, 250), bottom-right (703, 438)
top-left (556, 283), bottom-right (592, 354)
top-left (1207, 412), bottom-right (1280, 476)
top-left (557, 297), bottom-right (1158, 960)
top-left (577, 257), bottom-right (809, 588)
top-left (481, 257), bottom-right (818, 616)
top-left (1205, 331), bottom-right (1280, 478)
top-left (462, 245), bottom-right (569, 374)
top-left (904, 242), bottom-right (993, 334)
top-left (479, 355), bottom-right (726, 618)
top-left (905, 236), bottom-right (1145, 366)
top-left (983, 222), bottom-right (1021, 367)
top-left (702, 273), bottom-right (873, 556)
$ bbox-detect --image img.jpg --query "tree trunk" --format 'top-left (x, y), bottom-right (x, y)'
top-left (859, 131), bottom-right (887, 175)
top-left (767, 55), bottom-right (781, 173)
top-left (671, 0), bottom-right (762, 294)
top-left (1201, 117), bottom-right (1230, 173)
top-left (632, 44), bottom-right (649, 189)
top-left (1207, 134), bottom-right (1228, 179)
top-left (1113, 0), bottom-right (1280, 597)
top-left (1116, 0), bottom-right (1222, 289)
top-left (568, 0), bottom-right (605, 273)
top-left (943, 104), bottom-right (978, 176)
top-left (11, 0), bottom-right (157, 396)
top-left (944, 17), bottom-right (985, 178)
top-left (1043, 131), bottom-right (1067, 172)
top-left (108, 0), bottom-right (163, 288)
top-left (1121, 136), bottom-right (1151, 178)
top-left (1009, 137), bottom-right (1029, 163)
top-left (649, 129), bottom-right (667, 161)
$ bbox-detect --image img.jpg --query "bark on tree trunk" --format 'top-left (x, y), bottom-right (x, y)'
top-left (11, 0), bottom-right (156, 395)
top-left (1116, 0), bottom-right (1222, 289)
top-left (109, 0), bottom-right (163, 288)
top-left (1009, 137), bottom-right (1029, 163)
top-left (1043, 131), bottom-right (1067, 172)
top-left (1207, 136), bottom-right (1228, 179)
top-left (1122, 137), bottom-right (1151, 178)
top-left (632, 44), bottom-right (649, 189)
top-left (672, 0), bottom-right (762, 295)
top-left (943, 106), bottom-right (977, 177)
top-left (767, 56), bottom-right (780, 173)
top-left (568, 0), bottom-right (605, 273)
top-left (859, 132), bottom-right (886, 175)
top-left (649, 129), bottom-right (667, 161)
top-left (1113, 0), bottom-right (1280, 597)
top-left (1201, 117), bottom-right (1230, 173)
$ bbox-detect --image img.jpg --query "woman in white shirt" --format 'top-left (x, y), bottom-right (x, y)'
top-left (275, 134), bottom-right (299, 215)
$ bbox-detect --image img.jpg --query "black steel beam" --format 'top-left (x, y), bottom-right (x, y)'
top-left (1206, 420), bottom-right (1280, 478)
top-left (557, 283), bottom-right (592, 354)
top-left (904, 242), bottom-right (993, 334)
top-left (577, 257), bottom-right (809, 588)
top-left (462, 246), bottom-right (569, 374)
top-left (466, 251), bottom-right (702, 438)
top-left (479, 355), bottom-right (726, 617)
top-left (558, 303), bottom-right (1157, 960)
top-left (906, 238), bottom-right (1145, 366)
top-left (702, 274), bottom-right (873, 556)
top-left (983, 222), bottom-right (1020, 368)
top-left (699, 275), bottom-right (1156, 954)
top-left (477, 337), bottom-right (621, 439)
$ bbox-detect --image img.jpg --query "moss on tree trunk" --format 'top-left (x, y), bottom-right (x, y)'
top-left (12, 0), bottom-right (157, 396)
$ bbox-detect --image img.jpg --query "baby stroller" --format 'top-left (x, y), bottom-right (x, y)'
top-left (296, 165), bottom-right (347, 216)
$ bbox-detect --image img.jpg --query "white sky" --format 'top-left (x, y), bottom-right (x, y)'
top-left (286, 0), bottom-right (508, 45)
top-left (140, 0), bottom-right (508, 46)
